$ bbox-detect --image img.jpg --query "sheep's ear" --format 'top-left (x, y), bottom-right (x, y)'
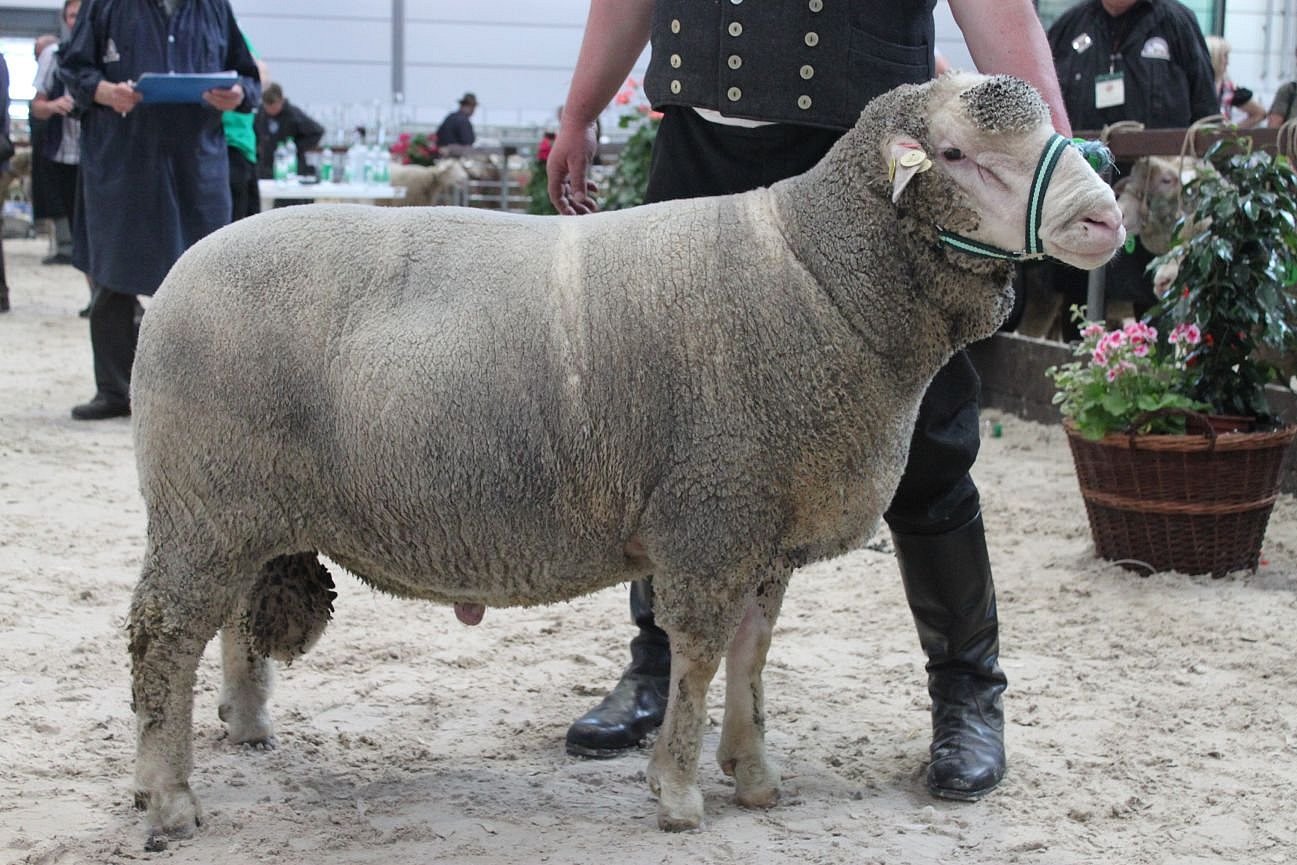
top-left (884, 136), bottom-right (933, 204)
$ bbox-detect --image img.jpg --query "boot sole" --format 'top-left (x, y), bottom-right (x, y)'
top-left (565, 742), bottom-right (641, 759)
top-left (928, 775), bottom-right (1002, 802)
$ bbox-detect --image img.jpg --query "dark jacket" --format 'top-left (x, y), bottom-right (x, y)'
top-left (254, 99), bottom-right (324, 178)
top-left (1048, 0), bottom-right (1216, 131)
top-left (644, 0), bottom-right (937, 130)
top-left (435, 110), bottom-right (475, 147)
top-left (60, 0), bottom-right (260, 296)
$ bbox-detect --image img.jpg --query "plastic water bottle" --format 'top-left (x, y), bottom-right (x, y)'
top-left (369, 144), bottom-right (389, 183)
top-left (284, 139), bottom-right (298, 180)
top-left (346, 138), bottom-right (367, 183)
top-left (272, 142), bottom-right (288, 181)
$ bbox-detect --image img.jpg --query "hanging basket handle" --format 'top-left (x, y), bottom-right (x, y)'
top-left (1125, 407), bottom-right (1218, 451)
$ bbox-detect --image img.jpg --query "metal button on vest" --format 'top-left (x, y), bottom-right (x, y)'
top-left (671, 79), bottom-right (682, 94)
top-left (730, 0), bottom-right (744, 4)
top-left (805, 32), bottom-right (819, 47)
top-left (671, 19), bottom-right (681, 34)
top-left (671, 54), bottom-right (682, 68)
top-left (728, 54), bottom-right (742, 70)
top-left (800, 64), bottom-right (814, 79)
top-left (729, 22), bottom-right (743, 37)
top-left (728, 86), bottom-right (743, 102)
top-left (809, 0), bottom-right (824, 11)
top-left (798, 95), bottom-right (812, 110)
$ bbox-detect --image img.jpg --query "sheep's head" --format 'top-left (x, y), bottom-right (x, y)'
top-left (862, 72), bottom-right (1124, 270)
top-left (1113, 155), bottom-right (1201, 255)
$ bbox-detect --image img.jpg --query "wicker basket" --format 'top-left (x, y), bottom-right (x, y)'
top-left (1064, 415), bottom-right (1297, 577)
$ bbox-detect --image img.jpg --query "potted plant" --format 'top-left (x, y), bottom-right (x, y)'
top-left (1147, 135), bottom-right (1297, 423)
top-left (1046, 135), bottom-right (1297, 576)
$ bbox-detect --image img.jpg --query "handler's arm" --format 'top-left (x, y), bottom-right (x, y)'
top-left (548, 0), bottom-right (654, 215)
top-left (951, 0), bottom-right (1073, 137)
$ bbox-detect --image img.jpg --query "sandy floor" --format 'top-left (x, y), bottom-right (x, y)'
top-left (2, 234), bottom-right (1295, 865)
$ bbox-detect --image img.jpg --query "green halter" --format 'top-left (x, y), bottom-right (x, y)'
top-left (936, 133), bottom-right (1075, 262)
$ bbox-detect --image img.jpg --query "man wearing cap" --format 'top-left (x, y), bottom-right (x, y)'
top-left (436, 92), bottom-right (478, 150)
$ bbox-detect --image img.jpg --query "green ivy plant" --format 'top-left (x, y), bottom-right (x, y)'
top-left (1149, 137), bottom-right (1297, 420)
top-left (602, 115), bottom-right (658, 210)
top-left (602, 78), bottom-right (660, 211)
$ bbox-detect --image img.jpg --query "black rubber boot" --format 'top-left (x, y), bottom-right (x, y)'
top-left (893, 512), bottom-right (1007, 801)
top-left (1, 235), bottom-right (9, 312)
top-left (565, 578), bottom-right (671, 758)
top-left (72, 287), bottom-right (139, 420)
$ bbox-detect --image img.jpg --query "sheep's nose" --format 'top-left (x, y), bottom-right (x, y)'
top-left (1082, 203), bottom-right (1124, 234)
top-left (1080, 204), bottom-right (1126, 249)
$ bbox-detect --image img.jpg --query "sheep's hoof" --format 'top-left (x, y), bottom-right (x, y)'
top-left (139, 785), bottom-right (201, 846)
top-left (732, 761), bottom-right (780, 809)
top-left (655, 786), bottom-right (704, 832)
top-left (736, 784), bottom-right (780, 810)
top-left (233, 734), bottom-right (278, 752)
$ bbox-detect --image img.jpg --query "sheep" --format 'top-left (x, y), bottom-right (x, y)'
top-left (127, 71), bottom-right (1123, 846)
top-left (1114, 154), bottom-right (1210, 256)
top-left (384, 159), bottom-right (471, 206)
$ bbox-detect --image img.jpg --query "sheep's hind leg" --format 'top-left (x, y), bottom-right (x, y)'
top-left (217, 627), bottom-right (276, 747)
top-left (715, 577), bottom-right (788, 809)
top-left (220, 553), bottom-right (337, 746)
top-left (130, 546), bottom-right (230, 845)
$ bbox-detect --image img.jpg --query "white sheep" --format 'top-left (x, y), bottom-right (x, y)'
top-left (1114, 154), bottom-right (1209, 256)
top-left (384, 159), bottom-right (471, 206)
top-left (127, 72), bottom-right (1123, 846)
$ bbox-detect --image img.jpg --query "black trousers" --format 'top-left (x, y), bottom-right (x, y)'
top-left (228, 148), bottom-right (260, 222)
top-left (88, 286), bottom-right (143, 405)
top-left (645, 107), bottom-right (981, 535)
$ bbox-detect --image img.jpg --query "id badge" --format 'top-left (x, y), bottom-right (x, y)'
top-left (1095, 72), bottom-right (1125, 109)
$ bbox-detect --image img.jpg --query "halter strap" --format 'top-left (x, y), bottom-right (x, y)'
top-left (937, 134), bottom-right (1092, 262)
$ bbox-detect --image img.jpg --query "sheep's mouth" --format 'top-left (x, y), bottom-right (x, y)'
top-left (1042, 209), bottom-right (1126, 270)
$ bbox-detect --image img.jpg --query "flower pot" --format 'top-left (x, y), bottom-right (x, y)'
top-left (1064, 419), bottom-right (1297, 576)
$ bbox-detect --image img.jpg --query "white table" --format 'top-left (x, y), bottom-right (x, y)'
top-left (258, 179), bottom-right (407, 210)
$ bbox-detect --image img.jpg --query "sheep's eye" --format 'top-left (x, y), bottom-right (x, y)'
top-left (942, 148), bottom-right (964, 161)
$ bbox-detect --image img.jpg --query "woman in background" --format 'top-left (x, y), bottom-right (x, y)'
top-left (1207, 36), bottom-right (1264, 128)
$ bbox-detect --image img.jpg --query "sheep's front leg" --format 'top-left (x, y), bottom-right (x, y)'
top-left (646, 643), bottom-right (721, 831)
top-left (217, 625), bottom-right (276, 747)
top-left (716, 597), bottom-right (782, 808)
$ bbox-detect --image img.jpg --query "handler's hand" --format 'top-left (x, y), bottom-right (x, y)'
top-left (203, 83), bottom-right (244, 112)
top-left (547, 120), bottom-right (601, 216)
top-left (95, 80), bottom-right (142, 115)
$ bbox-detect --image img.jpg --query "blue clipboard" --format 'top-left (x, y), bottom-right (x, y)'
top-left (134, 71), bottom-right (238, 104)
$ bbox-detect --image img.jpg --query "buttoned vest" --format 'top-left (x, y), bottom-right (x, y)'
top-left (644, 0), bottom-right (937, 130)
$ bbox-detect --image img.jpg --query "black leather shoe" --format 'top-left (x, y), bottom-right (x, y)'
top-left (926, 672), bottom-right (1006, 800)
top-left (71, 395), bottom-right (131, 421)
top-left (565, 668), bottom-right (669, 757)
top-left (42, 253), bottom-right (75, 266)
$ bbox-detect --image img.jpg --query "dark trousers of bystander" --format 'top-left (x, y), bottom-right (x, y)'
top-left (229, 148), bottom-right (260, 222)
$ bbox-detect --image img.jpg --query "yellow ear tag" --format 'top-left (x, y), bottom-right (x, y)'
top-left (888, 158), bottom-right (898, 182)
top-left (917, 157), bottom-right (933, 173)
top-left (898, 150), bottom-right (927, 168)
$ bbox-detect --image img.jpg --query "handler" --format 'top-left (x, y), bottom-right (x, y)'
top-left (548, 0), bottom-right (1072, 802)
top-left (59, 0), bottom-right (260, 420)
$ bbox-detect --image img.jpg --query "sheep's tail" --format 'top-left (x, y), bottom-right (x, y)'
top-left (243, 552), bottom-right (337, 662)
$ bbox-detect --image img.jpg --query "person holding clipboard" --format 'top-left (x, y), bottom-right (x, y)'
top-left (58, 0), bottom-right (260, 421)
